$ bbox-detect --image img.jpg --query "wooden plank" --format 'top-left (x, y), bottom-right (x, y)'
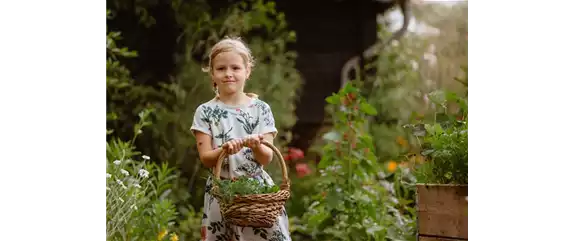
top-left (417, 184), bottom-right (468, 239)
top-left (419, 236), bottom-right (466, 241)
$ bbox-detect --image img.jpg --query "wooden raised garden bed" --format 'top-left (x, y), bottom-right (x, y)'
top-left (416, 184), bottom-right (468, 241)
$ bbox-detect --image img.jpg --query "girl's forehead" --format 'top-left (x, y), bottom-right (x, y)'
top-left (213, 51), bottom-right (245, 64)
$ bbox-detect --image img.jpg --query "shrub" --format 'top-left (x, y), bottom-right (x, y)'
top-left (106, 109), bottom-right (179, 241)
top-left (405, 67), bottom-right (468, 184)
top-left (293, 83), bottom-right (417, 241)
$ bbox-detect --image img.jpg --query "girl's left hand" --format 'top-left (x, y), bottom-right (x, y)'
top-left (244, 134), bottom-right (264, 149)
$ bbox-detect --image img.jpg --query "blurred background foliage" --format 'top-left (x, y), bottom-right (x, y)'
top-left (106, 0), bottom-right (467, 240)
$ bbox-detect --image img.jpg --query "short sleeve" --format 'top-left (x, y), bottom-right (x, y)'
top-left (190, 104), bottom-right (212, 136)
top-left (257, 101), bottom-right (278, 137)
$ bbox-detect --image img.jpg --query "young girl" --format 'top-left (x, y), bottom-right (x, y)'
top-left (190, 37), bottom-right (291, 241)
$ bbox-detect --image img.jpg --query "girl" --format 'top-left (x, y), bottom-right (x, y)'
top-left (190, 37), bottom-right (291, 241)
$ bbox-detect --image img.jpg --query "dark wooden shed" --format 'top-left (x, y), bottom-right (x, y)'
top-left (274, 0), bottom-right (410, 151)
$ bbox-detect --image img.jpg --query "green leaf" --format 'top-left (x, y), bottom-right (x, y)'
top-left (325, 95), bottom-right (339, 104)
top-left (342, 83), bottom-right (358, 94)
top-left (433, 123), bottom-right (444, 135)
top-left (317, 156), bottom-right (331, 169)
top-left (107, 112), bottom-right (118, 121)
top-left (360, 102), bottom-right (378, 115)
top-left (308, 210), bottom-right (329, 227)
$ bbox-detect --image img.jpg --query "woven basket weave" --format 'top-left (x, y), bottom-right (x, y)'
top-left (211, 140), bottom-right (291, 228)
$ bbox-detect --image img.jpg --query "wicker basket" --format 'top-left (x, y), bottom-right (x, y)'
top-left (211, 140), bottom-right (291, 228)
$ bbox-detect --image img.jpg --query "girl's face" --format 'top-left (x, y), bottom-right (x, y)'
top-left (211, 51), bottom-right (250, 96)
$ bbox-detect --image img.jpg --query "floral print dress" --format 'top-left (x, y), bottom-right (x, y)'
top-left (191, 97), bottom-right (291, 241)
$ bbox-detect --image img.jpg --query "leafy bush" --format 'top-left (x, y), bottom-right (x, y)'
top-left (406, 67), bottom-right (468, 184)
top-left (106, 109), bottom-right (179, 241)
top-left (292, 83), bottom-right (416, 241)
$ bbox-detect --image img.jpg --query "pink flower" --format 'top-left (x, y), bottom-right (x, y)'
top-left (283, 147), bottom-right (304, 162)
top-left (288, 147), bottom-right (305, 160)
top-left (295, 163), bottom-right (312, 178)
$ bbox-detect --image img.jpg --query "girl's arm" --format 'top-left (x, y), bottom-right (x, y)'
top-left (251, 133), bottom-right (275, 166)
top-left (194, 131), bottom-right (225, 168)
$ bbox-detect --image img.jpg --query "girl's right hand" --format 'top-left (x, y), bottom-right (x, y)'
top-left (222, 139), bottom-right (245, 155)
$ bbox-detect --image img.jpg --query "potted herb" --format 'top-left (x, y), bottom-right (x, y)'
top-left (405, 70), bottom-right (468, 241)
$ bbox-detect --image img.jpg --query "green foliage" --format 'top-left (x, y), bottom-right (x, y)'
top-left (170, 0), bottom-right (301, 138)
top-left (360, 31), bottom-right (427, 164)
top-left (106, 108), bottom-right (179, 241)
top-left (212, 176), bottom-right (280, 204)
top-left (174, 205), bottom-right (204, 241)
top-left (406, 68), bottom-right (468, 184)
top-left (106, 0), bottom-right (301, 197)
top-left (106, 1), bottom-right (302, 239)
top-left (294, 83), bottom-right (416, 241)
top-left (283, 166), bottom-right (322, 223)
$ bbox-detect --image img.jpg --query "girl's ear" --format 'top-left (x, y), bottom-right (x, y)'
top-left (246, 66), bottom-right (251, 80)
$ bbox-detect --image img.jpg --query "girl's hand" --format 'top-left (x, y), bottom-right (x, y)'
top-left (244, 134), bottom-right (264, 150)
top-left (222, 139), bottom-right (244, 155)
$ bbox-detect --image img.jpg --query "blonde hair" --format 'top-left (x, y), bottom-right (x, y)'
top-left (203, 36), bottom-right (258, 99)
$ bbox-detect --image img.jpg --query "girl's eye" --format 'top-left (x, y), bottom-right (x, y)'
top-left (233, 67), bottom-right (240, 70)
top-left (216, 67), bottom-right (224, 71)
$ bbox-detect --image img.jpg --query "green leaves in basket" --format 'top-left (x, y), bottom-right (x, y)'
top-left (212, 176), bottom-right (280, 204)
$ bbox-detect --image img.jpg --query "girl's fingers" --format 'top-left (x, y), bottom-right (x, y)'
top-left (230, 140), bottom-right (237, 153)
top-left (235, 139), bottom-right (243, 153)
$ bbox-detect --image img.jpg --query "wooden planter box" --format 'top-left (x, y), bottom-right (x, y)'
top-left (416, 184), bottom-right (468, 241)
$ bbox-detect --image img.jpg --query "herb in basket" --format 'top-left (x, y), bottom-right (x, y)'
top-left (212, 176), bottom-right (280, 204)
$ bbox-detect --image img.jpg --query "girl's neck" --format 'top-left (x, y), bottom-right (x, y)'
top-left (218, 92), bottom-right (250, 106)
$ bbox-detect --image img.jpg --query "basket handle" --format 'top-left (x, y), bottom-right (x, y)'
top-left (212, 139), bottom-right (290, 190)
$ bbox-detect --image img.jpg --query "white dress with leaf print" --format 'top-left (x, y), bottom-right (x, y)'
top-left (191, 97), bottom-right (291, 241)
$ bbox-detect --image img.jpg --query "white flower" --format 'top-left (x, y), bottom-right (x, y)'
top-left (113, 160), bottom-right (121, 165)
top-left (119, 197), bottom-right (125, 203)
top-left (120, 169), bottom-right (129, 176)
top-left (142, 155), bottom-right (150, 160)
top-left (133, 184), bottom-right (141, 189)
top-left (130, 204), bottom-right (138, 210)
top-left (410, 60), bottom-right (419, 71)
top-left (138, 169), bottom-right (149, 178)
top-left (106, 173), bottom-right (112, 179)
top-left (106, 187), bottom-right (111, 191)
top-left (138, 130), bottom-right (142, 134)
top-left (116, 179), bottom-right (123, 185)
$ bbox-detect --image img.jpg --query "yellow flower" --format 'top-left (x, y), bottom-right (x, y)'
top-left (157, 229), bottom-right (168, 240)
top-left (169, 233), bottom-right (179, 241)
top-left (387, 161), bottom-right (397, 172)
top-left (396, 136), bottom-right (408, 148)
